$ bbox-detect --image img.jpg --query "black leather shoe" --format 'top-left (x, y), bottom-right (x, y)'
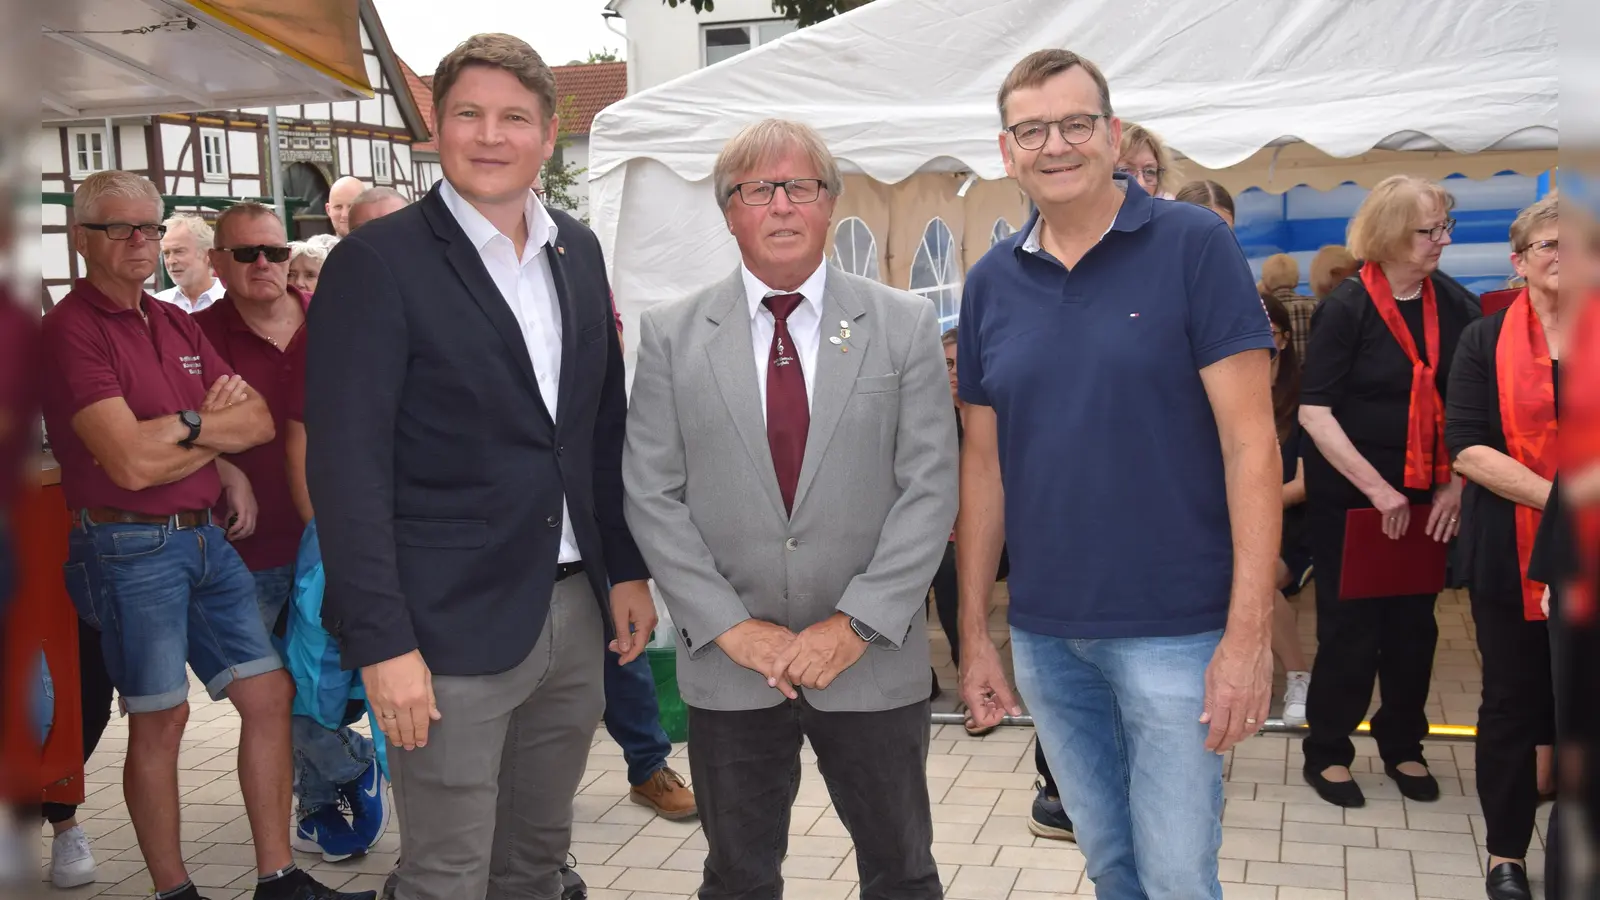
top-left (1485, 861), bottom-right (1532, 900)
top-left (1304, 764), bottom-right (1365, 808)
top-left (1384, 763), bottom-right (1440, 801)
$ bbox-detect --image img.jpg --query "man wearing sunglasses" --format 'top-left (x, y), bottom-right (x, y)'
top-left (40, 171), bottom-right (373, 900)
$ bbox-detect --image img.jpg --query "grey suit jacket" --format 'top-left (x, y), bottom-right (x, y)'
top-left (623, 266), bottom-right (958, 712)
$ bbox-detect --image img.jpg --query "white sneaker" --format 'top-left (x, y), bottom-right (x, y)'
top-left (1282, 671), bottom-right (1311, 727)
top-left (50, 825), bottom-right (97, 889)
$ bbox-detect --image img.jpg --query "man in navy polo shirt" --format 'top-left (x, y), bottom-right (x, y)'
top-left (956, 51), bottom-right (1281, 899)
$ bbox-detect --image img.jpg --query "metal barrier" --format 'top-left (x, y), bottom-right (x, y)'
top-left (929, 711), bottom-right (1479, 742)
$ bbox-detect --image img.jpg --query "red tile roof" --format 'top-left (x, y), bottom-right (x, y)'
top-left (398, 58), bottom-right (626, 152)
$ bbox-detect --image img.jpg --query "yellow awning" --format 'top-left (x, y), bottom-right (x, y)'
top-left (184, 0), bottom-right (371, 96)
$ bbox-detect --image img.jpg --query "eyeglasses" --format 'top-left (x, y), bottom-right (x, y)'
top-left (221, 245), bottom-right (293, 264)
top-left (1414, 219), bottom-right (1457, 243)
top-left (1521, 239), bottom-right (1558, 259)
top-left (728, 179), bottom-right (826, 207)
top-left (81, 222), bottom-right (166, 241)
top-left (1005, 114), bottom-right (1106, 151)
top-left (1116, 165), bottom-right (1165, 185)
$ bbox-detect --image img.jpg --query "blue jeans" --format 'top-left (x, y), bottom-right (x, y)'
top-left (254, 566), bottom-right (375, 813)
top-left (64, 518), bottom-right (282, 712)
top-left (602, 649), bottom-right (671, 786)
top-left (1011, 627), bottom-right (1225, 900)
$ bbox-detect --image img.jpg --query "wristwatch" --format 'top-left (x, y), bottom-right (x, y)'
top-left (177, 410), bottom-right (202, 448)
top-left (847, 616), bottom-right (880, 644)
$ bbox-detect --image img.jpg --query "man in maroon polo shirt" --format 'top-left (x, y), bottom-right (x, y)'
top-left (40, 171), bottom-right (374, 900)
top-left (195, 202), bottom-right (386, 862)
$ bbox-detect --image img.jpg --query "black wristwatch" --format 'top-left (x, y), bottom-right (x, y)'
top-left (848, 617), bottom-right (880, 644)
top-left (177, 410), bottom-right (202, 448)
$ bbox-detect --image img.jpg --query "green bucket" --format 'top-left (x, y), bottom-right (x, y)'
top-left (645, 644), bottom-right (689, 743)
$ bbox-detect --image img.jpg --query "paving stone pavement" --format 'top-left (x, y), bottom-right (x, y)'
top-left (35, 587), bottom-right (1545, 899)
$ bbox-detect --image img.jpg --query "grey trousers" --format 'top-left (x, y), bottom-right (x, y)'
top-left (390, 576), bottom-right (605, 900)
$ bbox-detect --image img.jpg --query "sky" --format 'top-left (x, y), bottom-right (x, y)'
top-left (372, 0), bottom-right (624, 76)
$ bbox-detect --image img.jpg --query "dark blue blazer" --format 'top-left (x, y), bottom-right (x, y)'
top-left (304, 182), bottom-right (646, 676)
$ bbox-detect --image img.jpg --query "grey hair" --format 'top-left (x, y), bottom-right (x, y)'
top-left (213, 201), bottom-right (282, 248)
top-left (712, 119), bottom-right (843, 209)
top-left (352, 186), bottom-right (407, 211)
top-left (74, 171), bottom-right (163, 223)
top-left (162, 213), bottom-right (213, 248)
top-left (289, 240), bottom-right (330, 266)
top-left (304, 233), bottom-right (340, 253)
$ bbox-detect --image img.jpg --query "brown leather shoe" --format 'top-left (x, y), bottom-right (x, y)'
top-left (629, 767), bottom-right (698, 820)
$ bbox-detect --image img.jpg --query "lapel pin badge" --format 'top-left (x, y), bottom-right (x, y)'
top-left (834, 319), bottom-right (854, 353)
top-left (556, 244), bottom-right (566, 256)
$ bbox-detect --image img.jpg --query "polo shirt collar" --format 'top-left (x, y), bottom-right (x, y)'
top-left (439, 177), bottom-right (559, 257)
top-left (218, 286), bottom-right (311, 333)
top-left (742, 258), bottom-right (828, 322)
top-left (74, 278), bottom-right (159, 318)
top-left (1018, 174), bottom-right (1152, 256)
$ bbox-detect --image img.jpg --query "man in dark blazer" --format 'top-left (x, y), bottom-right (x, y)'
top-left (303, 33), bottom-right (654, 900)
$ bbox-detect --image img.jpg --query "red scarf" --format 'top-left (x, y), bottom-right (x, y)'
top-left (1495, 290), bottom-right (1558, 620)
top-left (1361, 263), bottom-right (1451, 489)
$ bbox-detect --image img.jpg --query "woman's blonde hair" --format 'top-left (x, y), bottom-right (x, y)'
top-left (1309, 245), bottom-right (1358, 298)
top-left (1258, 254), bottom-right (1300, 293)
top-left (1346, 175), bottom-right (1454, 264)
top-left (1509, 193), bottom-right (1559, 252)
top-left (1118, 123), bottom-right (1178, 194)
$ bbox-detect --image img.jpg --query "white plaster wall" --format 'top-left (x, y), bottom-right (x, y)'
top-left (229, 131), bottom-right (260, 175)
top-left (615, 0), bottom-right (789, 91)
top-left (118, 126), bottom-right (148, 171)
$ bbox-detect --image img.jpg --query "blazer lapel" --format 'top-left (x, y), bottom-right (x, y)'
top-left (423, 188), bottom-right (553, 428)
top-left (704, 272), bottom-right (788, 522)
top-left (546, 238), bottom-right (580, 427)
top-left (791, 272), bottom-right (866, 513)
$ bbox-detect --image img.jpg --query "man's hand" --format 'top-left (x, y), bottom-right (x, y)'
top-left (201, 374), bottom-right (250, 412)
top-left (1425, 478), bottom-right (1463, 543)
top-left (714, 619), bottom-right (800, 699)
top-left (362, 649), bottom-right (441, 751)
top-left (771, 613), bottom-right (869, 691)
top-left (959, 638), bottom-right (1022, 729)
top-left (219, 469), bottom-right (257, 540)
top-left (608, 579), bottom-right (657, 665)
top-left (1199, 628), bottom-right (1272, 753)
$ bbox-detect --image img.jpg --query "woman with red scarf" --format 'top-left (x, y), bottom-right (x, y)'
top-left (1298, 175), bottom-right (1478, 809)
top-left (1446, 195), bottom-right (1561, 900)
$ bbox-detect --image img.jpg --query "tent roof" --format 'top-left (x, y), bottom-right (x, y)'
top-left (589, 0), bottom-right (1556, 186)
top-left (42, 0), bottom-right (372, 121)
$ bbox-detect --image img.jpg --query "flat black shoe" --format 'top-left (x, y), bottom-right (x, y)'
top-left (1304, 765), bottom-right (1365, 808)
top-left (1384, 763), bottom-right (1440, 802)
top-left (1485, 861), bottom-right (1532, 900)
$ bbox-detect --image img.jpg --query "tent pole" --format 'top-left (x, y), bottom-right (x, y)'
top-left (268, 108), bottom-right (286, 223)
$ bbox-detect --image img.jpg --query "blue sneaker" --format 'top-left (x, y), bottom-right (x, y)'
top-left (1028, 780), bottom-right (1077, 842)
top-left (339, 763), bottom-right (392, 852)
top-left (293, 806), bottom-right (368, 862)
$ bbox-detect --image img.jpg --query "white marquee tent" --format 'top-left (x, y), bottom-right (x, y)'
top-left (589, 0), bottom-right (1557, 363)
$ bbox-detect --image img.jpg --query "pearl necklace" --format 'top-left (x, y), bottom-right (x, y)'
top-left (1394, 282), bottom-right (1423, 302)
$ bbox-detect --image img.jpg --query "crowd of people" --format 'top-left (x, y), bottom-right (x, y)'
top-left (0, 29), bottom-right (1588, 900)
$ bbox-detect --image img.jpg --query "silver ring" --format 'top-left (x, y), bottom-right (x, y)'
top-left (1245, 718), bottom-right (1258, 725)
top-left (381, 712), bottom-right (398, 720)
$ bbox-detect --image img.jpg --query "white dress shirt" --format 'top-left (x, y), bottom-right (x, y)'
top-left (154, 277), bottom-right (225, 314)
top-left (439, 178), bottom-right (579, 564)
top-left (744, 259), bottom-right (827, 421)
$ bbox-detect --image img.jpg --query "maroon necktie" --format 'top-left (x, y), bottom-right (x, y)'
top-left (763, 293), bottom-right (809, 515)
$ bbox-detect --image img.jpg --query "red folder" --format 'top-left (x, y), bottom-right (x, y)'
top-left (1338, 504), bottom-right (1449, 600)
top-left (1480, 288), bottom-right (1520, 316)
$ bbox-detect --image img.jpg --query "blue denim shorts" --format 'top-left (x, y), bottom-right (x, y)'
top-left (63, 516), bottom-right (284, 713)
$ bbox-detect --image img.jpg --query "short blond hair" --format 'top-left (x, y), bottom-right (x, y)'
top-left (433, 33), bottom-right (556, 123)
top-left (1309, 245), bottom-right (1358, 298)
top-left (712, 119), bottom-right (843, 209)
top-left (1118, 123), bottom-right (1179, 194)
top-left (1259, 254), bottom-right (1300, 293)
top-left (74, 171), bottom-right (162, 223)
top-left (1510, 193), bottom-right (1559, 252)
top-left (1346, 175), bottom-right (1455, 264)
top-left (162, 213), bottom-right (213, 248)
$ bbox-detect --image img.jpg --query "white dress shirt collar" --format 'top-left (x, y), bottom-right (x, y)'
top-left (741, 258), bottom-right (828, 322)
top-left (439, 178), bottom-right (559, 259)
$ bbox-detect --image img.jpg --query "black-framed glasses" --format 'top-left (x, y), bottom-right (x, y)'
top-left (1005, 114), bottom-right (1106, 151)
top-left (1521, 238), bottom-right (1558, 259)
top-left (81, 222), bottom-right (166, 241)
top-left (729, 179), bottom-right (825, 206)
top-left (221, 245), bottom-right (292, 264)
top-left (1116, 165), bottom-right (1166, 185)
top-left (1415, 219), bottom-right (1457, 242)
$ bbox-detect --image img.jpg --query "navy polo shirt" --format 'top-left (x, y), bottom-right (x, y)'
top-left (956, 177), bottom-right (1272, 639)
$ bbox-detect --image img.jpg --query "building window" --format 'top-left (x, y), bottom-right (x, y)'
top-left (909, 218), bottom-right (961, 327)
top-left (200, 129), bottom-right (228, 182)
top-left (372, 143), bottom-right (392, 184)
top-left (701, 19), bottom-right (798, 67)
top-left (831, 217), bottom-right (880, 281)
top-left (68, 128), bottom-right (106, 178)
top-left (991, 217), bottom-right (1017, 246)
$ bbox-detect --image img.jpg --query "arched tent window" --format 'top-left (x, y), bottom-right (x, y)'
top-left (909, 217), bottom-right (961, 327)
top-left (991, 217), bottom-right (1017, 246)
top-left (831, 217), bottom-right (880, 281)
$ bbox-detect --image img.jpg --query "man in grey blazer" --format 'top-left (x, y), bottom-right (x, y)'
top-left (623, 119), bottom-right (958, 900)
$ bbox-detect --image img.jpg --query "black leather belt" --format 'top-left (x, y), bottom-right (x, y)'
top-left (556, 561), bottom-right (585, 582)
